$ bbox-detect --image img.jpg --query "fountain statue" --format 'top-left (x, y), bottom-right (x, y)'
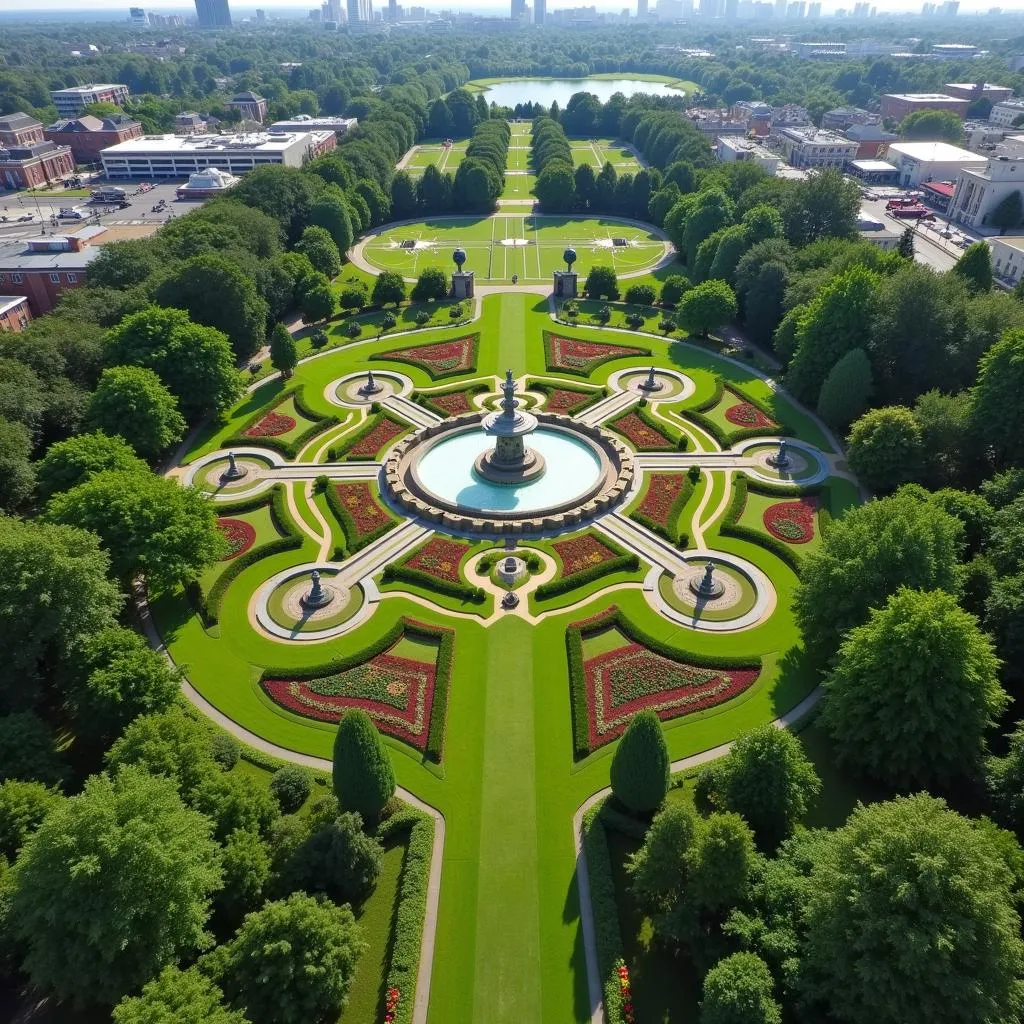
top-left (474, 369), bottom-right (546, 484)
top-left (638, 366), bottom-right (662, 393)
top-left (301, 569), bottom-right (335, 610)
top-left (502, 589), bottom-right (520, 609)
top-left (689, 561), bottom-right (725, 600)
top-left (504, 555), bottom-right (517, 574)
top-left (767, 439), bottom-right (791, 470)
top-left (359, 369), bottom-right (383, 396)
top-left (221, 450), bottom-right (247, 481)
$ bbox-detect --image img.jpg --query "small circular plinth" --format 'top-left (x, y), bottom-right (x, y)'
top-left (220, 466), bottom-right (249, 482)
top-left (280, 577), bottom-right (349, 623)
top-left (501, 590), bottom-right (520, 609)
top-left (638, 379), bottom-right (663, 392)
top-left (767, 452), bottom-right (791, 469)
top-left (301, 585), bottom-right (335, 610)
top-left (203, 457), bottom-right (264, 493)
top-left (675, 563), bottom-right (744, 610)
top-left (336, 376), bottom-right (397, 405)
top-left (482, 406), bottom-right (539, 436)
top-left (358, 383), bottom-right (383, 397)
top-left (689, 575), bottom-right (726, 599)
top-left (474, 447), bottom-right (547, 485)
top-left (497, 555), bottom-right (527, 584)
top-left (749, 446), bottom-right (811, 480)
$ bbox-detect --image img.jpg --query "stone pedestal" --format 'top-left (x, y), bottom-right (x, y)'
top-left (451, 271), bottom-right (475, 300)
top-left (553, 270), bottom-right (578, 299)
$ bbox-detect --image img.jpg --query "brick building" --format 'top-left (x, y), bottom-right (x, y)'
top-left (44, 114), bottom-right (143, 165)
top-left (879, 92), bottom-right (970, 121)
top-left (0, 232), bottom-right (100, 315)
top-left (0, 112), bottom-right (74, 189)
top-left (0, 295), bottom-right (31, 332)
top-left (228, 92), bottom-right (269, 124)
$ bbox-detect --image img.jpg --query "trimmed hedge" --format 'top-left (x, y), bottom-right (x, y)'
top-left (630, 473), bottom-right (695, 544)
top-left (531, 380), bottom-right (607, 416)
top-left (375, 808), bottom-right (434, 1024)
top-left (581, 805), bottom-right (628, 1024)
top-left (231, 386), bottom-right (341, 459)
top-left (414, 382), bottom-right (490, 418)
top-left (685, 377), bottom-right (783, 449)
top-left (718, 472), bottom-right (804, 574)
top-left (542, 330), bottom-right (650, 377)
top-left (199, 484), bottom-right (303, 626)
top-left (565, 605), bottom-right (761, 759)
top-left (261, 617), bottom-right (456, 763)
top-left (370, 333), bottom-right (480, 381)
top-left (382, 563), bottom-right (485, 604)
top-left (535, 532), bottom-right (641, 602)
top-left (329, 410), bottom-right (409, 461)
top-left (324, 481), bottom-right (398, 556)
top-left (608, 403), bottom-right (679, 453)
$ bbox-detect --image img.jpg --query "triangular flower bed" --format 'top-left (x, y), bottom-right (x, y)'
top-left (372, 334), bottom-right (479, 380)
top-left (543, 331), bottom-right (650, 376)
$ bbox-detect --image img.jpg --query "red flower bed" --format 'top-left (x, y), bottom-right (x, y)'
top-left (547, 334), bottom-right (646, 373)
top-left (262, 651), bottom-right (436, 749)
top-left (217, 518), bottom-right (256, 560)
top-left (430, 390), bottom-right (475, 416)
top-left (544, 387), bottom-right (592, 414)
top-left (617, 961), bottom-right (636, 1024)
top-left (244, 410), bottom-right (297, 437)
top-left (384, 988), bottom-right (400, 1023)
top-left (379, 336), bottom-right (476, 376)
top-left (348, 417), bottom-right (405, 458)
top-left (612, 411), bottom-right (673, 451)
top-left (763, 498), bottom-right (818, 544)
top-left (405, 536), bottom-right (471, 584)
top-left (584, 641), bottom-right (759, 749)
top-left (636, 473), bottom-right (686, 529)
top-left (724, 398), bottom-right (775, 429)
top-left (553, 534), bottom-right (617, 577)
top-left (335, 482), bottom-right (392, 540)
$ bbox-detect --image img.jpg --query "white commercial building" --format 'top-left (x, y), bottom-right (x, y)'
top-left (269, 115), bottom-right (358, 136)
top-left (772, 125), bottom-right (857, 168)
top-left (990, 99), bottom-right (1024, 127)
top-left (50, 84), bottom-right (131, 117)
top-left (716, 136), bottom-right (780, 173)
top-left (100, 130), bottom-right (337, 179)
top-left (948, 153), bottom-right (1024, 228)
top-left (988, 235), bottom-right (1024, 286)
top-left (883, 141), bottom-right (987, 187)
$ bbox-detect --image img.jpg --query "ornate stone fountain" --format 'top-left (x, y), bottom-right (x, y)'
top-left (474, 369), bottom-right (546, 484)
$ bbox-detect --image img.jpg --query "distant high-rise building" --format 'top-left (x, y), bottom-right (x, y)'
top-left (194, 0), bottom-right (232, 27)
top-left (129, 7), bottom-right (148, 27)
top-left (255, 7), bottom-right (266, 18)
top-left (700, 0), bottom-right (720, 15)
top-left (724, 0), bottom-right (738, 16)
top-left (389, 0), bottom-right (398, 18)
top-left (324, 0), bottom-right (342, 18)
top-left (938, 0), bottom-right (958, 12)
top-left (346, 0), bottom-right (372, 21)
top-left (534, 0), bottom-right (545, 22)
top-left (512, 0), bottom-right (526, 17)
top-left (638, 0), bottom-right (648, 15)
top-left (808, 1), bottom-right (821, 14)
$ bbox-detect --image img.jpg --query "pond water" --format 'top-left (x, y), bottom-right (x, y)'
top-left (478, 77), bottom-right (686, 109)
top-left (416, 427), bottom-right (602, 514)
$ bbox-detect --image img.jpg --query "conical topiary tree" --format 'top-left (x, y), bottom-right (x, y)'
top-left (332, 710), bottom-right (395, 821)
top-left (609, 710), bottom-right (670, 814)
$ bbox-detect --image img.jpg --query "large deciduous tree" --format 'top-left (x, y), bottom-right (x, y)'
top-left (610, 710), bottom-right (670, 814)
top-left (701, 952), bottom-right (782, 1024)
top-left (411, 266), bottom-right (448, 301)
top-left (584, 264), bottom-right (619, 300)
top-left (86, 366), bottom-right (186, 461)
top-left (370, 270), bottom-right (406, 307)
top-left (11, 767), bottom-right (222, 1008)
top-left (0, 416), bottom-right (35, 511)
top-left (45, 470), bottom-right (226, 591)
top-left (953, 241), bottom-right (994, 294)
top-left (36, 430), bottom-right (147, 501)
top-left (799, 794), bottom-right (1024, 1024)
top-left (816, 347), bottom-right (873, 432)
top-left (846, 405), bottom-right (924, 493)
top-left (113, 966), bottom-right (248, 1024)
top-left (269, 323), bottom-right (298, 379)
top-left (971, 328), bottom-right (1024, 468)
top-left (823, 587), bottom-right (1006, 788)
top-left (295, 225), bottom-right (342, 280)
top-left (677, 279), bottom-right (737, 338)
top-left (332, 710), bottom-right (395, 821)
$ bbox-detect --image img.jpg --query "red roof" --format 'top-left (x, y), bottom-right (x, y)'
top-left (922, 181), bottom-right (956, 198)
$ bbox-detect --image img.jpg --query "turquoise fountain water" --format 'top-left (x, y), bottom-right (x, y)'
top-left (415, 428), bottom-right (602, 513)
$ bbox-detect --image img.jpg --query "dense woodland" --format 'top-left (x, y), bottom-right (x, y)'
top-left (3, 16), bottom-right (1024, 1024)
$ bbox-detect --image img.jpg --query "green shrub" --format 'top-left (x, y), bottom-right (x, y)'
top-left (210, 733), bottom-right (239, 770)
top-left (346, 322), bottom-right (361, 339)
top-left (310, 329), bottom-right (328, 349)
top-left (269, 766), bottom-right (313, 814)
top-left (382, 563), bottom-right (485, 604)
top-left (688, 464), bottom-right (701, 483)
top-left (449, 303), bottom-right (463, 319)
top-left (414, 310), bottom-right (430, 326)
top-left (609, 710), bottom-right (670, 814)
top-left (625, 284), bottom-right (656, 305)
top-left (626, 312), bottom-right (644, 329)
top-left (332, 710), bottom-right (395, 823)
top-left (381, 311), bottom-right (397, 330)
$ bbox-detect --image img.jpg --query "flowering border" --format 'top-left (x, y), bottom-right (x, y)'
top-left (331, 411), bottom-right (409, 461)
top-left (543, 330), bottom-right (650, 377)
top-left (217, 518), bottom-right (257, 560)
top-left (608, 409), bottom-right (676, 452)
top-left (565, 606), bottom-right (761, 758)
top-left (629, 472), bottom-right (694, 543)
top-left (244, 410), bottom-right (297, 438)
top-left (763, 498), bottom-right (818, 544)
top-left (372, 334), bottom-right (479, 380)
top-left (325, 480), bottom-right (399, 556)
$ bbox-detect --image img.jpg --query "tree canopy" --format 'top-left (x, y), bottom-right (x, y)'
top-left (610, 710), bottom-right (670, 814)
top-left (332, 710), bottom-right (395, 821)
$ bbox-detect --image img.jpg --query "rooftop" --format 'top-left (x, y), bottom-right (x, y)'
top-left (850, 158), bottom-right (898, 171)
top-left (0, 113), bottom-right (41, 131)
top-left (0, 235), bottom-right (100, 271)
top-left (946, 82), bottom-right (1011, 91)
top-left (921, 180), bottom-right (957, 197)
top-left (0, 295), bottom-right (28, 316)
top-left (884, 93), bottom-right (965, 102)
top-left (886, 141), bottom-right (986, 162)
top-left (51, 83), bottom-right (127, 96)
top-left (989, 235), bottom-right (1024, 255)
top-left (101, 131), bottom-right (333, 156)
top-left (47, 115), bottom-right (140, 134)
top-left (778, 125), bottom-right (855, 144)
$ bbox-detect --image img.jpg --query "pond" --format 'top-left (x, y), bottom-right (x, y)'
top-left (475, 77), bottom-right (687, 108)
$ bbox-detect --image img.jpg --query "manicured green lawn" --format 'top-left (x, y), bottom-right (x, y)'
top-left (160, 292), bottom-right (853, 1024)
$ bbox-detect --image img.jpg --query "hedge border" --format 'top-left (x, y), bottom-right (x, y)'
top-left (565, 604), bottom-right (761, 759)
top-left (530, 380), bottom-right (607, 416)
top-left (607, 403), bottom-right (682, 453)
top-left (383, 563), bottom-right (486, 604)
top-left (197, 484), bottom-right (304, 626)
top-left (260, 617), bottom-right (456, 763)
top-left (324, 480), bottom-right (399, 557)
top-left (685, 377), bottom-right (782, 449)
top-left (629, 472), bottom-right (695, 543)
top-left (542, 329), bottom-right (650, 378)
top-left (231, 386), bottom-right (341, 459)
top-left (375, 807), bottom-right (435, 1024)
top-left (329, 410), bottom-right (410, 462)
top-left (536, 531), bottom-right (641, 602)
top-left (413, 381), bottom-right (491, 418)
top-left (582, 805), bottom-right (628, 1024)
top-left (370, 333), bottom-right (481, 381)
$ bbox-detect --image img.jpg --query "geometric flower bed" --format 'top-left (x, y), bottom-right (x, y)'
top-left (566, 606), bottom-right (761, 757)
top-left (763, 498), bottom-right (818, 544)
top-left (552, 533), bottom-right (618, 576)
top-left (244, 410), bottom-right (297, 437)
top-left (543, 387), bottom-right (597, 414)
top-left (724, 399), bottom-right (776, 429)
top-left (373, 335), bottom-right (478, 379)
top-left (544, 332), bottom-right (649, 376)
top-left (260, 618), bottom-right (454, 760)
top-left (344, 415), bottom-right (407, 459)
top-left (609, 410), bottom-right (675, 451)
top-left (632, 473), bottom-right (688, 534)
top-left (217, 518), bottom-right (256, 560)
top-left (330, 481), bottom-right (397, 553)
top-left (404, 536), bottom-right (471, 584)
top-left (427, 390), bottom-right (475, 417)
